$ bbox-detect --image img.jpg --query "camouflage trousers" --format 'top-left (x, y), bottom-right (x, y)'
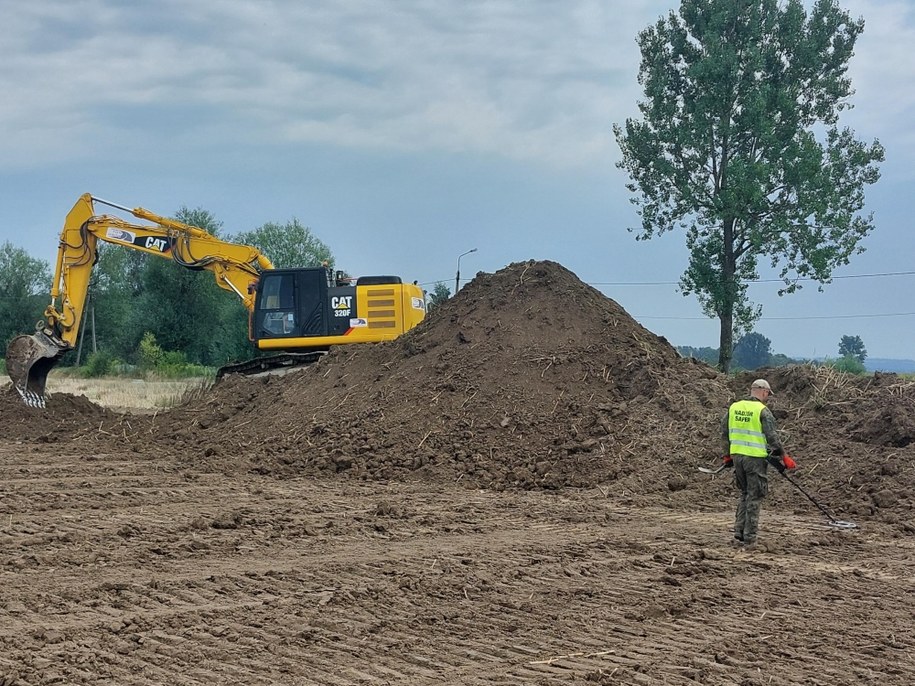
top-left (733, 454), bottom-right (769, 543)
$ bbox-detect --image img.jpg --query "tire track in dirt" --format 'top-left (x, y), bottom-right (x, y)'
top-left (2, 446), bottom-right (914, 685)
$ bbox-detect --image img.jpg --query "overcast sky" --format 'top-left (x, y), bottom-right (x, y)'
top-left (1, 0), bottom-right (913, 361)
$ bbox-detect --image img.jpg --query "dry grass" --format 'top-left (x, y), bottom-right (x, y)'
top-left (46, 374), bottom-right (210, 411)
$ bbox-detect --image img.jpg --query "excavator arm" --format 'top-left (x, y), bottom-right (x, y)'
top-left (6, 193), bottom-right (273, 406)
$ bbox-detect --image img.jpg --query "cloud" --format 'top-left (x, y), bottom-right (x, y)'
top-left (0, 0), bottom-right (910, 172)
top-left (843, 1), bottom-right (915, 159)
top-left (0, 0), bottom-right (666, 170)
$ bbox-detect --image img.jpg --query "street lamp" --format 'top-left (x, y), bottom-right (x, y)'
top-left (455, 248), bottom-right (478, 294)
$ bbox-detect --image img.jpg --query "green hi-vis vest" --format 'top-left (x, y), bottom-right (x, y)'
top-left (728, 400), bottom-right (768, 458)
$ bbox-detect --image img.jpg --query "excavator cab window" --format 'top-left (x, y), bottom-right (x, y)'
top-left (254, 268), bottom-right (330, 340)
top-left (259, 273), bottom-right (297, 336)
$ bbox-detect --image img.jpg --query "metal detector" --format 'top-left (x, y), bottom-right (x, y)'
top-left (775, 469), bottom-right (858, 530)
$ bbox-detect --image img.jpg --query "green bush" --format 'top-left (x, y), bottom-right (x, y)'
top-left (135, 332), bottom-right (214, 378)
top-left (83, 350), bottom-right (117, 377)
top-left (156, 350), bottom-right (196, 378)
top-left (0, 357), bottom-right (6, 375)
top-left (138, 332), bottom-right (163, 371)
top-left (825, 355), bottom-right (866, 375)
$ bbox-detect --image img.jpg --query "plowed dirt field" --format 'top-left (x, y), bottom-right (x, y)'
top-left (2, 261), bottom-right (914, 685)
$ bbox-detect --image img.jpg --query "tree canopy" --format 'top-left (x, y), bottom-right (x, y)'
top-left (733, 332), bottom-right (772, 370)
top-left (427, 282), bottom-right (451, 310)
top-left (232, 219), bottom-right (333, 269)
top-left (0, 242), bottom-right (51, 350)
top-left (838, 334), bottom-right (867, 362)
top-left (127, 206), bottom-right (243, 367)
top-left (614, 0), bottom-right (884, 372)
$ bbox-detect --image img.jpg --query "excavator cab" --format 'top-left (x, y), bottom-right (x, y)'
top-left (251, 268), bottom-right (425, 350)
top-left (215, 268), bottom-right (426, 377)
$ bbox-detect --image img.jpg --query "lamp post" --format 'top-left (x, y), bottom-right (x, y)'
top-left (455, 248), bottom-right (478, 294)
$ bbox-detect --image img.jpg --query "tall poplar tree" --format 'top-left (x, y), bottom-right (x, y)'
top-left (614, 0), bottom-right (884, 372)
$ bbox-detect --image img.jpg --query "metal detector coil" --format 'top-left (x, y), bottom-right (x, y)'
top-left (826, 520), bottom-right (858, 530)
top-left (697, 465), bottom-right (729, 475)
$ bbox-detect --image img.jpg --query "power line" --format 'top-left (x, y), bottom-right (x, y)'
top-left (429, 269), bottom-right (915, 289)
top-left (638, 312), bottom-right (915, 321)
top-left (586, 269), bottom-right (915, 287)
top-left (751, 312), bottom-right (915, 321)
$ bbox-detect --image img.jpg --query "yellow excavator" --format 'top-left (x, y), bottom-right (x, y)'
top-left (6, 193), bottom-right (427, 407)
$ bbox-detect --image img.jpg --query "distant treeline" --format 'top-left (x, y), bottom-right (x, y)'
top-left (678, 337), bottom-right (914, 374)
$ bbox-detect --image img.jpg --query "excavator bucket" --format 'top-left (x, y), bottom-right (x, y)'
top-left (5, 333), bottom-right (68, 408)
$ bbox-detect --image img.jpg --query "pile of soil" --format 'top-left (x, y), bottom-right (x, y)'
top-left (0, 386), bottom-right (119, 443)
top-left (174, 261), bottom-right (728, 486)
top-left (3, 260), bottom-right (913, 529)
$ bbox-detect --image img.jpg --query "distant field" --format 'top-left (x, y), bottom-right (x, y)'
top-left (865, 357), bottom-right (915, 374)
top-left (46, 375), bottom-right (210, 411)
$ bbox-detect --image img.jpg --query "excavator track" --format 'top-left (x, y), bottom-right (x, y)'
top-left (216, 351), bottom-right (327, 380)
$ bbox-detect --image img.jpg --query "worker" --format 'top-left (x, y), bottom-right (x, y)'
top-left (321, 260), bottom-right (334, 287)
top-left (720, 378), bottom-right (794, 548)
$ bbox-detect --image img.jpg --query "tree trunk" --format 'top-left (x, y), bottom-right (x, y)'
top-left (717, 217), bottom-right (737, 373)
top-left (718, 310), bottom-right (733, 373)
top-left (91, 306), bottom-right (97, 354)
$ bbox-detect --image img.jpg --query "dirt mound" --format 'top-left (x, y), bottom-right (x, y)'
top-left (0, 385), bottom-right (119, 443)
top-left (175, 260), bottom-right (728, 487)
top-left (159, 260), bottom-right (914, 529)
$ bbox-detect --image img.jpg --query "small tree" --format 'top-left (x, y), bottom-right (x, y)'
top-left (733, 332), bottom-right (772, 370)
top-left (138, 332), bottom-right (164, 371)
top-left (427, 282), bottom-right (451, 310)
top-left (838, 335), bottom-right (867, 363)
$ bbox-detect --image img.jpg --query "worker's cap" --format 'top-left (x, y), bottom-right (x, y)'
top-left (751, 379), bottom-right (774, 395)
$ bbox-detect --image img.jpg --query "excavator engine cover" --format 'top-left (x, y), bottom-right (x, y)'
top-left (5, 332), bottom-right (67, 408)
